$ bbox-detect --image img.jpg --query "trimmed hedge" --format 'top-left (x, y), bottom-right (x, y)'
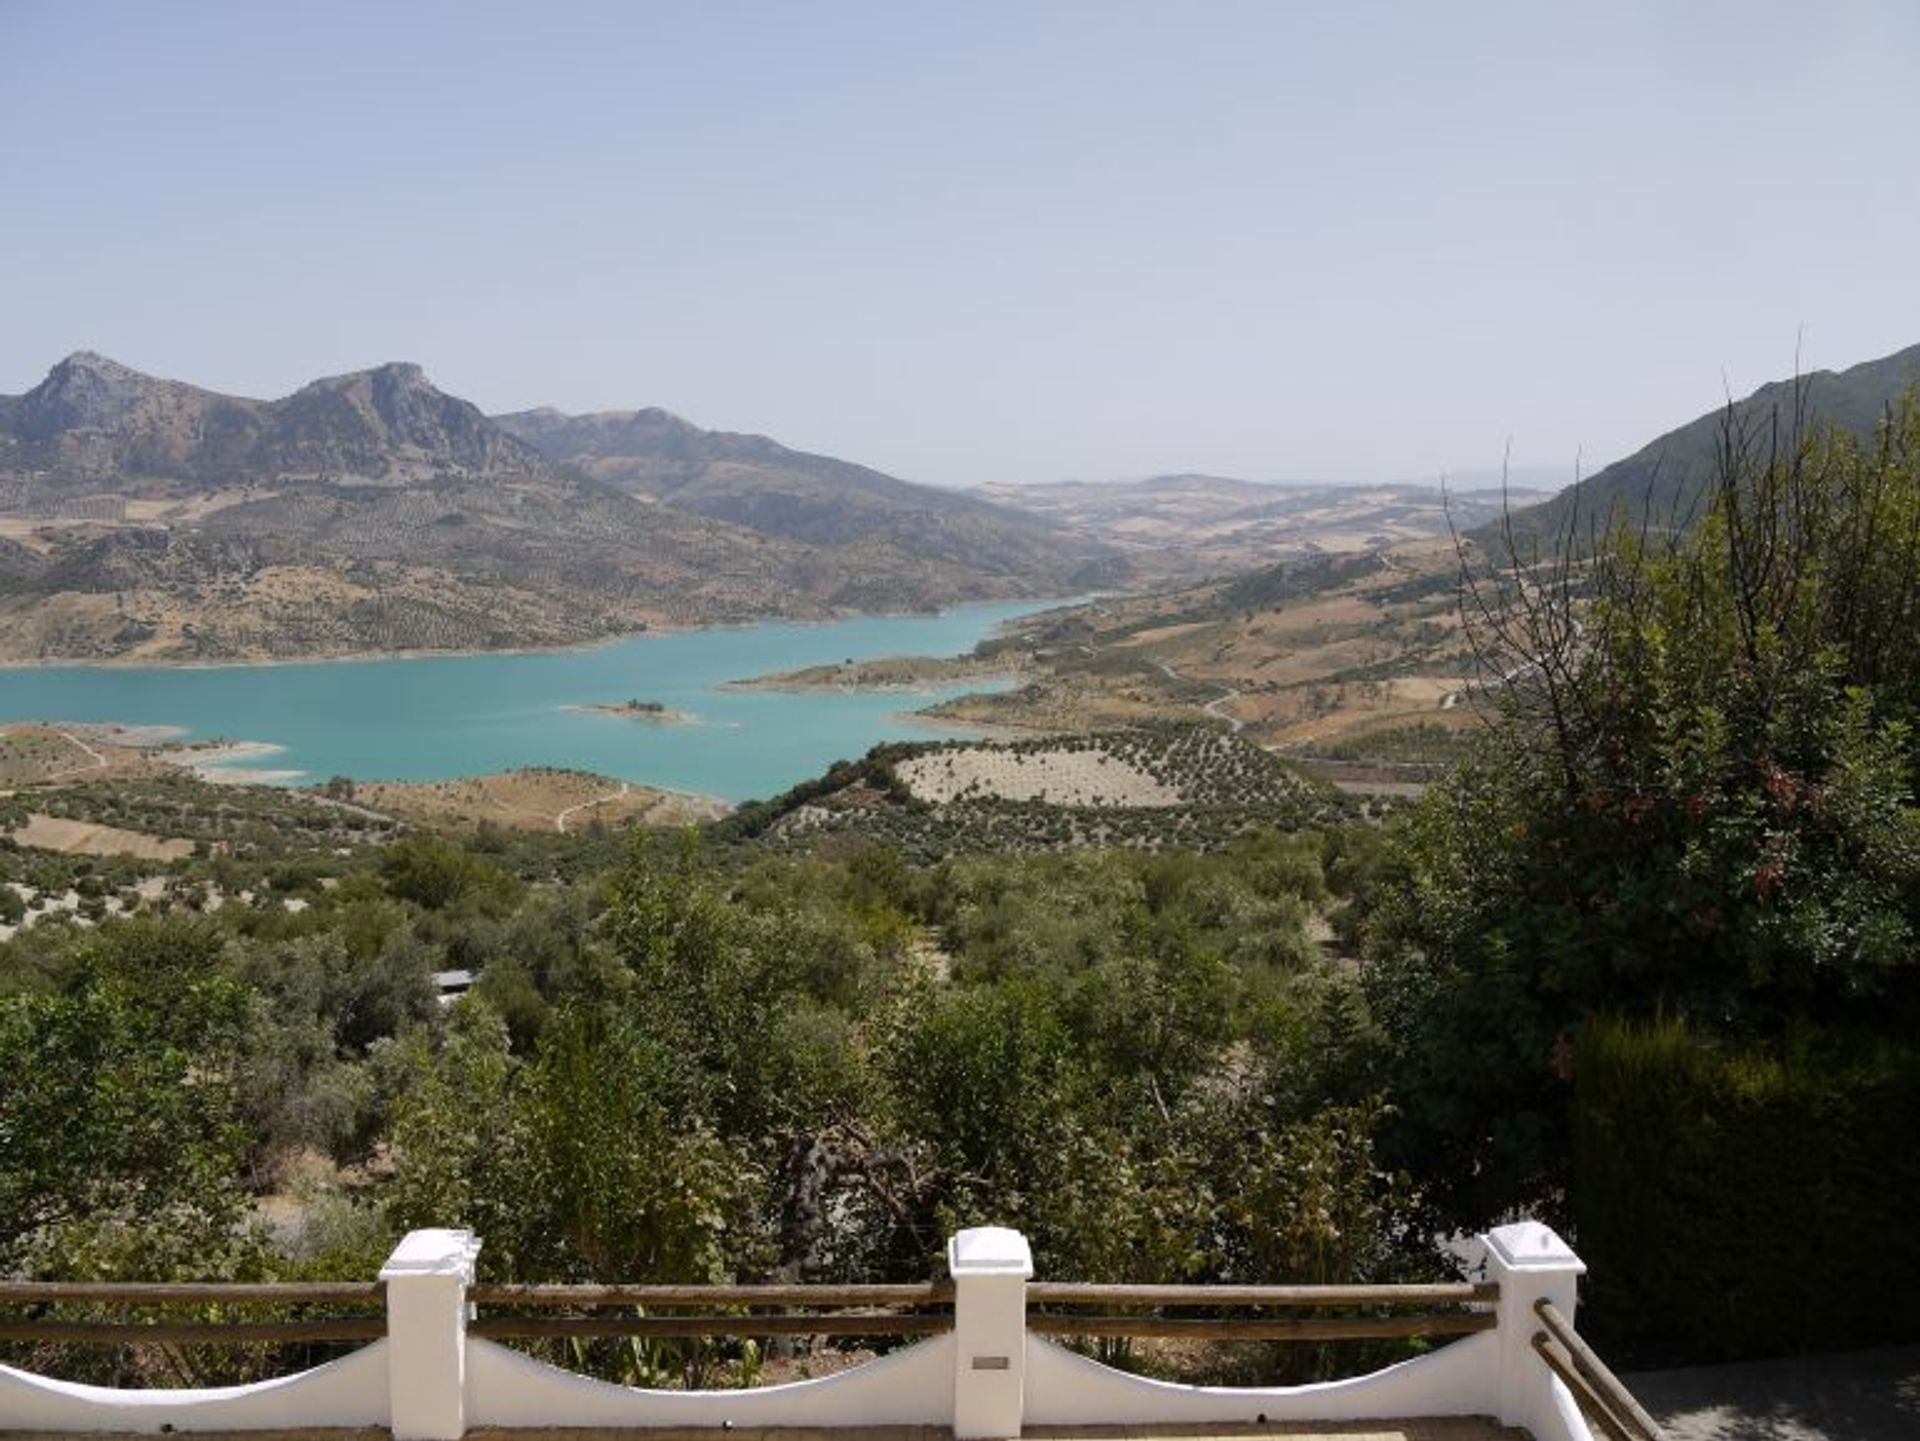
top-left (1572, 1014), bottom-right (1920, 1365)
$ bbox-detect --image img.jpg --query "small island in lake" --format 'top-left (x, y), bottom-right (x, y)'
top-left (581, 698), bottom-right (696, 725)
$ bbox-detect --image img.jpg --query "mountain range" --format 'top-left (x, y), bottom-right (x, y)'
top-left (0, 354), bottom-right (1109, 661)
top-left (494, 405), bottom-right (1094, 580)
top-left (13, 340), bottom-right (1911, 665)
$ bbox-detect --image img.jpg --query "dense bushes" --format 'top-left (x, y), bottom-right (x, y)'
top-left (1, 817), bottom-right (1434, 1385)
top-left (1366, 394), bottom-right (1920, 1233)
top-left (1573, 1014), bottom-right (1920, 1364)
top-left (0, 921), bottom-right (257, 1281)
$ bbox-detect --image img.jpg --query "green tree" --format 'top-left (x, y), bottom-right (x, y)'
top-left (1369, 391), bottom-right (1920, 1226)
top-left (0, 920), bottom-right (256, 1274)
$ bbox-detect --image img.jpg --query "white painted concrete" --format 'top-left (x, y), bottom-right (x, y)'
top-left (1484, 1220), bottom-right (1588, 1441)
top-left (0, 1339), bottom-right (390, 1433)
top-left (464, 1333), bottom-right (956, 1428)
top-left (1023, 1332), bottom-right (1499, 1426)
top-left (380, 1227), bottom-right (481, 1441)
top-left (0, 1220), bottom-right (1603, 1440)
top-left (950, 1226), bottom-right (1033, 1440)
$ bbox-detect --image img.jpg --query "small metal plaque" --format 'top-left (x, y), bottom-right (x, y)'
top-left (971, 1355), bottom-right (1011, 1371)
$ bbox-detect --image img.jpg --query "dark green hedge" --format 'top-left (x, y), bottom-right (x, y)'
top-left (1572, 1014), bottom-right (1920, 1365)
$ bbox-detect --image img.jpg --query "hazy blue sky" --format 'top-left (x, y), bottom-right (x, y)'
top-left (3, 1), bottom-right (1917, 488)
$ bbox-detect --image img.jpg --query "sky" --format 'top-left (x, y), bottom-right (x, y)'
top-left (3, 1), bottom-right (1918, 490)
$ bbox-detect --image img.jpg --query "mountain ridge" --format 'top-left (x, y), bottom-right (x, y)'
top-left (1493, 340), bottom-right (1920, 546)
top-left (493, 404), bottom-right (1105, 578)
top-left (0, 355), bottom-right (1089, 661)
top-left (1, 351), bottom-right (549, 488)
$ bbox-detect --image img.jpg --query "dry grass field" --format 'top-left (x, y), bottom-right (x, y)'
top-left (6, 811), bottom-right (195, 860)
top-left (351, 767), bottom-right (727, 833)
top-left (0, 723), bottom-right (169, 785)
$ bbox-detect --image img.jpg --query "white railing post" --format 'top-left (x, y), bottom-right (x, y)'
top-left (1482, 1220), bottom-right (1586, 1440)
top-left (949, 1226), bottom-right (1033, 1440)
top-left (381, 1227), bottom-right (481, 1441)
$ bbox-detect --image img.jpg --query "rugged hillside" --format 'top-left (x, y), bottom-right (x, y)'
top-left (0, 353), bottom-right (545, 489)
top-left (974, 473), bottom-right (1548, 581)
top-left (914, 538), bottom-right (1482, 757)
top-left (0, 356), bottom-right (1080, 661)
top-left (1495, 340), bottom-right (1920, 547)
top-left (495, 405), bottom-right (1119, 585)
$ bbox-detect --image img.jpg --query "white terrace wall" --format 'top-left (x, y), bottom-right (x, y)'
top-left (0, 1222), bottom-right (1597, 1441)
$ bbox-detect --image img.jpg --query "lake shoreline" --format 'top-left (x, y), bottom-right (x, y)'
top-left (0, 600), bottom-right (1066, 804)
top-left (0, 595), bottom-right (1082, 674)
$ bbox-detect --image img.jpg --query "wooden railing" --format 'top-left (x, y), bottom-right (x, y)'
top-left (1531, 1298), bottom-right (1667, 1441)
top-left (0, 1222), bottom-right (1627, 1441)
top-left (466, 1281), bottom-right (954, 1341)
top-left (1026, 1280), bottom-right (1501, 1341)
top-left (0, 1280), bottom-right (384, 1346)
top-left (0, 1279), bottom-right (958, 1347)
top-left (0, 1277), bottom-right (1504, 1348)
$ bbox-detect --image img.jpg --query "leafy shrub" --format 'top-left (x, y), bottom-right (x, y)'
top-left (1573, 1013), bottom-right (1920, 1363)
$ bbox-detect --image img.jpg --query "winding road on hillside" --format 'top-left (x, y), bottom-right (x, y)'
top-left (556, 781), bottom-right (631, 835)
top-left (1149, 657), bottom-right (1245, 733)
top-left (47, 728), bottom-right (111, 780)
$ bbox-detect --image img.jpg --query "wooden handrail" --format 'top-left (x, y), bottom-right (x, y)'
top-left (0, 1278), bottom-right (1499, 1352)
top-left (0, 1319), bottom-right (386, 1345)
top-left (1532, 1332), bottom-right (1638, 1441)
top-left (1534, 1300), bottom-right (1667, 1441)
top-left (0, 1279), bottom-right (1488, 1311)
top-left (1030, 1312), bottom-right (1496, 1341)
top-left (469, 1281), bottom-right (953, 1308)
top-left (1026, 1281), bottom-right (1499, 1307)
top-left (470, 1313), bottom-right (952, 1340)
top-left (0, 1281), bottom-right (382, 1304)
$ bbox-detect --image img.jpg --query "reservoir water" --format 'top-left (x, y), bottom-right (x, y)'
top-left (0, 601), bottom-right (1055, 803)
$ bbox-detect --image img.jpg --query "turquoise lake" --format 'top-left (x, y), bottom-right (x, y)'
top-left (0, 601), bottom-right (1057, 803)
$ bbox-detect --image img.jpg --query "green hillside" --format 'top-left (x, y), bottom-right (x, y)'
top-left (1489, 340), bottom-right (1920, 548)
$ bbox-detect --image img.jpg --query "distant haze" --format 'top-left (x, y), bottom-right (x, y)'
top-left (2, 2), bottom-right (1917, 489)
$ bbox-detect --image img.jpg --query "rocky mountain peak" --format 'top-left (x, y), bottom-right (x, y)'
top-left (372, 360), bottom-right (428, 385)
top-left (0, 353), bottom-right (549, 485)
top-left (274, 362), bottom-right (540, 477)
top-left (53, 349), bottom-right (146, 379)
top-left (12, 351), bottom-right (184, 439)
top-left (297, 360), bottom-right (434, 398)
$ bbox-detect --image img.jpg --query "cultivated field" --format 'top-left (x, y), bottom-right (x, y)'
top-left (351, 767), bottom-right (727, 833)
top-left (6, 812), bottom-right (194, 861)
top-left (732, 725), bottom-right (1377, 859)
